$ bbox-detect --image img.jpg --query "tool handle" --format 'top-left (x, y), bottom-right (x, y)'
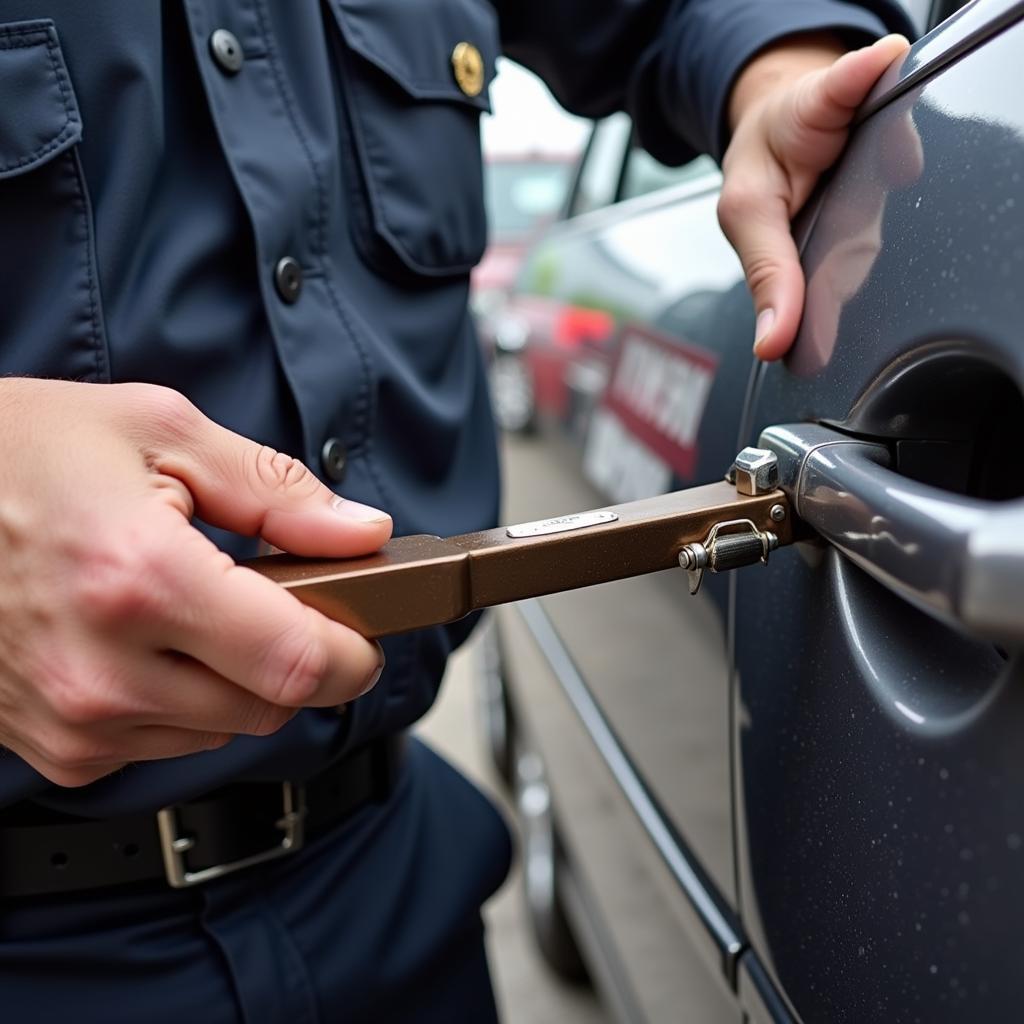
top-left (246, 481), bottom-right (791, 638)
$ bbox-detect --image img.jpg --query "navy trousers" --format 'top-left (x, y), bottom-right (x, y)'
top-left (0, 740), bottom-right (514, 1023)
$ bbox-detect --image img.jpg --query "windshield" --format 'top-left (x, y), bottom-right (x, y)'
top-left (484, 160), bottom-right (573, 242)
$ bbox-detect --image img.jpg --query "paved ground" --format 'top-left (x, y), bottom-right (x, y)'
top-left (417, 624), bottom-right (608, 1024)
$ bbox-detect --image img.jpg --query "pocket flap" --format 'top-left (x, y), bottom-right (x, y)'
top-left (0, 20), bottom-right (82, 180)
top-left (330, 0), bottom-right (498, 111)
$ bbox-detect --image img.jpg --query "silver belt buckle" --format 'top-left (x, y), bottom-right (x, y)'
top-left (156, 782), bottom-right (307, 889)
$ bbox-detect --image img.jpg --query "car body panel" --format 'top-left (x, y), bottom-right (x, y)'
top-left (499, 596), bottom-right (742, 1023)
top-left (486, 0), bottom-right (1019, 1019)
top-left (734, 14), bottom-right (1024, 1022)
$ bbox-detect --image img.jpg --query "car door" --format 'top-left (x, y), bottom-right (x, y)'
top-left (733, 3), bottom-right (1024, 1020)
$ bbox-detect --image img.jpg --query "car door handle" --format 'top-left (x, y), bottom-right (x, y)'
top-left (247, 474), bottom-right (793, 639)
top-left (760, 423), bottom-right (1024, 647)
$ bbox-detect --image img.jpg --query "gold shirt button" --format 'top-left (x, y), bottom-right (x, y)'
top-left (451, 41), bottom-right (484, 97)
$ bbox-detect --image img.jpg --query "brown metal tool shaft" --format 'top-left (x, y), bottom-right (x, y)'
top-left (246, 481), bottom-right (791, 638)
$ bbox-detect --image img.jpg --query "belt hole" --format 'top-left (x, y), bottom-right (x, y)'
top-left (121, 842), bottom-right (140, 859)
top-left (50, 851), bottom-right (69, 869)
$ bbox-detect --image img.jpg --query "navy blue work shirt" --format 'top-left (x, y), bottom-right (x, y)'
top-left (0, 0), bottom-right (910, 813)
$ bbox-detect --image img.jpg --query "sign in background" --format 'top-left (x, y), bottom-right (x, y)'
top-left (603, 326), bottom-right (718, 479)
top-left (584, 325), bottom-right (718, 504)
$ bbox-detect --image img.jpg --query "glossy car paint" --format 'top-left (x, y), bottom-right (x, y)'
top-left (490, 1), bottom-right (1018, 1020)
top-left (734, 13), bottom-right (1024, 1021)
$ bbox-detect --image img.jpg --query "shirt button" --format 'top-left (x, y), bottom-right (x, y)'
top-left (209, 29), bottom-right (244, 75)
top-left (451, 42), bottom-right (484, 97)
top-left (274, 257), bottom-right (303, 303)
top-left (321, 438), bottom-right (348, 483)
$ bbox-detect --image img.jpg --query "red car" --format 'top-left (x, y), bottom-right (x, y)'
top-left (472, 153), bottom-right (575, 300)
top-left (471, 153), bottom-right (578, 432)
top-left (479, 118), bottom-right (714, 435)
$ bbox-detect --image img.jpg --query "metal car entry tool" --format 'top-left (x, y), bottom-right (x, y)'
top-left (247, 447), bottom-right (793, 638)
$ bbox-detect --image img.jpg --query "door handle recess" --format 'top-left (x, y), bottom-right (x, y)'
top-left (247, 478), bottom-right (793, 639)
top-left (760, 423), bottom-right (1024, 647)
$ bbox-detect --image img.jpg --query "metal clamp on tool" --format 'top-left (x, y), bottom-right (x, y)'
top-left (679, 448), bottom-right (785, 595)
top-left (678, 518), bottom-right (779, 596)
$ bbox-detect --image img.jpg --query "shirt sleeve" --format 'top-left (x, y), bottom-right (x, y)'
top-left (493, 0), bottom-right (916, 164)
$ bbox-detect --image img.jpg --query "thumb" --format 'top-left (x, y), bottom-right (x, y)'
top-left (815, 34), bottom-right (911, 121)
top-left (160, 410), bottom-right (392, 557)
top-left (718, 186), bottom-right (806, 362)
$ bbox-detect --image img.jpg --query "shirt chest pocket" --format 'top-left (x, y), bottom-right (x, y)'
top-left (0, 19), bottom-right (109, 381)
top-left (327, 0), bottom-right (499, 281)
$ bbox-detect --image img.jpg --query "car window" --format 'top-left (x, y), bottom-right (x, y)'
top-left (897, 0), bottom-right (972, 32)
top-left (568, 113), bottom-right (632, 218)
top-left (619, 149), bottom-right (717, 202)
top-left (484, 160), bottom-right (574, 243)
top-left (927, 0), bottom-right (972, 29)
top-left (898, 0), bottom-right (931, 30)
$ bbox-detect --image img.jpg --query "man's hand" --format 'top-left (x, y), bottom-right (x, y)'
top-left (0, 379), bottom-right (391, 787)
top-left (718, 32), bottom-right (911, 361)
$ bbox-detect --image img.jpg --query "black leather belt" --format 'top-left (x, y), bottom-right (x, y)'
top-left (0, 734), bottom-right (406, 899)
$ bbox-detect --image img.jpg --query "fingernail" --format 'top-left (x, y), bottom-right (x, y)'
top-left (360, 645), bottom-right (386, 696)
top-left (753, 308), bottom-right (775, 354)
top-left (330, 495), bottom-right (391, 523)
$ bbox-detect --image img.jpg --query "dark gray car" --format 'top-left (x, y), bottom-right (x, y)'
top-left (480, 1), bottom-right (1023, 1020)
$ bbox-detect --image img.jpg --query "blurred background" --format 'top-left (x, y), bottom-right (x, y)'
top-left (418, 57), bottom-right (605, 1024)
top-left (472, 60), bottom-right (588, 322)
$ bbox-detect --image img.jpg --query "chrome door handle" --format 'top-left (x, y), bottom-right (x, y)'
top-left (760, 423), bottom-right (1024, 647)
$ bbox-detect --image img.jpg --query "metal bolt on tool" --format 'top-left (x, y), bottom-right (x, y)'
top-left (732, 447), bottom-right (779, 495)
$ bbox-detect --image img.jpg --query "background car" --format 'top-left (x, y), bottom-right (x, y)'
top-left (481, 117), bottom-right (718, 435)
top-left (477, 0), bottom-right (1024, 1020)
top-left (470, 61), bottom-right (587, 433)
top-left (472, 152), bottom-right (577, 432)
top-left (472, 153), bottom-right (576, 309)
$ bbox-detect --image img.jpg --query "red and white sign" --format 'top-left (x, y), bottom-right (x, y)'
top-left (583, 407), bottom-right (672, 504)
top-left (601, 326), bottom-right (718, 480)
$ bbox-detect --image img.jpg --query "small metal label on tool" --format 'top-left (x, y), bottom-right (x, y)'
top-left (506, 510), bottom-right (619, 539)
